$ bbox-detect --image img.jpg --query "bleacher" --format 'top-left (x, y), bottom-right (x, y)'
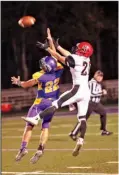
top-left (1, 80), bottom-right (118, 111)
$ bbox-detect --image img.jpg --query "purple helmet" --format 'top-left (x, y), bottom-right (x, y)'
top-left (39, 56), bottom-right (57, 73)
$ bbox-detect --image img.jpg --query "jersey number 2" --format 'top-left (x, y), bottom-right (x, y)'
top-left (81, 61), bottom-right (90, 76)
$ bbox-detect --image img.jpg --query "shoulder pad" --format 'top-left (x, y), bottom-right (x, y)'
top-left (32, 70), bottom-right (45, 80)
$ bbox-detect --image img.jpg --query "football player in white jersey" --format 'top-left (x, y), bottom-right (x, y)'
top-left (23, 29), bottom-right (94, 156)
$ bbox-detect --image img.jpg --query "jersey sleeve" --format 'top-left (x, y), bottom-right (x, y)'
top-left (65, 55), bottom-right (75, 68)
top-left (32, 71), bottom-right (44, 81)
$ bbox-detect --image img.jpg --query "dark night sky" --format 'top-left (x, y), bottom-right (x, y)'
top-left (1, 1), bottom-right (118, 89)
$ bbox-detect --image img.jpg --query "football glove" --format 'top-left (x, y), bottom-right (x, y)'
top-left (36, 40), bottom-right (49, 50)
top-left (53, 38), bottom-right (60, 49)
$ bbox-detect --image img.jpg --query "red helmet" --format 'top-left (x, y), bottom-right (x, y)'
top-left (75, 42), bottom-right (94, 57)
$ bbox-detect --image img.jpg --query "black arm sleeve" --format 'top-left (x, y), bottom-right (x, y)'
top-left (65, 55), bottom-right (75, 68)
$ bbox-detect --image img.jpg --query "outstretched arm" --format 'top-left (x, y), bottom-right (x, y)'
top-left (36, 41), bottom-right (75, 68)
top-left (47, 28), bottom-right (64, 69)
top-left (36, 41), bottom-right (66, 65)
top-left (11, 76), bottom-right (37, 88)
top-left (47, 28), bottom-right (56, 52)
top-left (47, 28), bottom-right (71, 57)
top-left (46, 47), bottom-right (66, 65)
top-left (57, 45), bottom-right (71, 57)
top-left (54, 38), bottom-right (71, 57)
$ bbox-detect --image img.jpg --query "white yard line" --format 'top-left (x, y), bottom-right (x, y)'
top-left (2, 148), bottom-right (118, 151)
top-left (67, 166), bottom-right (92, 169)
top-left (106, 161), bottom-right (119, 164)
top-left (1, 172), bottom-right (118, 175)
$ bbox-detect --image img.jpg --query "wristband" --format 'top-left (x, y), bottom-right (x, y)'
top-left (57, 45), bottom-right (60, 50)
top-left (17, 80), bottom-right (21, 86)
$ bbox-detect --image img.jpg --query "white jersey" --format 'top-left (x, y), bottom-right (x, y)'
top-left (52, 54), bottom-right (91, 117)
top-left (65, 54), bottom-right (91, 86)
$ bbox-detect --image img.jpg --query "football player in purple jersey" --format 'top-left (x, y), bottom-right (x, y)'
top-left (11, 29), bottom-right (63, 163)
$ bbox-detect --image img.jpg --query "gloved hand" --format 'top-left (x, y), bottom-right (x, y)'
top-left (53, 38), bottom-right (60, 49)
top-left (36, 40), bottom-right (49, 50)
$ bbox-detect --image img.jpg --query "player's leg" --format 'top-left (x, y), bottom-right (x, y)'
top-left (69, 101), bottom-right (93, 141)
top-left (69, 121), bottom-right (81, 141)
top-left (30, 99), bottom-right (53, 163)
top-left (86, 101), bottom-right (95, 120)
top-left (30, 126), bottom-right (50, 164)
top-left (15, 125), bottom-right (33, 161)
top-left (94, 103), bottom-right (113, 135)
top-left (41, 87), bottom-right (75, 114)
top-left (55, 88), bottom-right (82, 141)
top-left (23, 85), bottom-right (80, 125)
top-left (72, 98), bottom-right (89, 156)
top-left (15, 105), bottom-right (37, 161)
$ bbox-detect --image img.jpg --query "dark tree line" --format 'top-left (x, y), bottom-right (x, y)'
top-left (1, 1), bottom-right (118, 89)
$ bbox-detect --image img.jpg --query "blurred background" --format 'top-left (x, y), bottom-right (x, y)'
top-left (1, 1), bottom-right (118, 113)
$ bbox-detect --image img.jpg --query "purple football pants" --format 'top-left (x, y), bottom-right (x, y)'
top-left (26, 98), bottom-right (54, 129)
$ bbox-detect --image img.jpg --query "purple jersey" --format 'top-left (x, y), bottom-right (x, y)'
top-left (32, 62), bottom-right (63, 104)
top-left (27, 62), bottom-right (63, 128)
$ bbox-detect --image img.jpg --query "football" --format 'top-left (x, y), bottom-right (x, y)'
top-left (18, 16), bottom-right (36, 28)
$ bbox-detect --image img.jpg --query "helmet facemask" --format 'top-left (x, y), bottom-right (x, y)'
top-left (71, 43), bottom-right (80, 54)
top-left (75, 42), bottom-right (93, 57)
top-left (39, 56), bottom-right (57, 73)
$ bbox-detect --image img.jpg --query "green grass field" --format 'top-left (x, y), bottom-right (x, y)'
top-left (2, 113), bottom-right (118, 175)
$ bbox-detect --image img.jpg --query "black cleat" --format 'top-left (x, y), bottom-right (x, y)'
top-left (101, 130), bottom-right (113, 136)
top-left (69, 133), bottom-right (77, 141)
